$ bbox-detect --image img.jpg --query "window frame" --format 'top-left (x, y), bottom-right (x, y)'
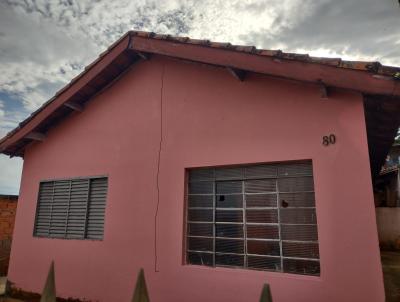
top-left (184, 161), bottom-right (320, 276)
top-left (33, 175), bottom-right (108, 241)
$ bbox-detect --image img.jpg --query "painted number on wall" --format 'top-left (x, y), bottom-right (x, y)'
top-left (322, 134), bottom-right (336, 146)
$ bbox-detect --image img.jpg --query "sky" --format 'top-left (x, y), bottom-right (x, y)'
top-left (0, 0), bottom-right (400, 194)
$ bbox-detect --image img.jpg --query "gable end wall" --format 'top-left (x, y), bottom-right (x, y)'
top-left (9, 56), bottom-right (384, 302)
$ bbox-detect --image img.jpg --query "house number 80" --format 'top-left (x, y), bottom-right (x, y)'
top-left (322, 134), bottom-right (336, 146)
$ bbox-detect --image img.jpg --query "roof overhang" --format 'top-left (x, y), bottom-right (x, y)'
top-left (1, 31), bottom-right (400, 178)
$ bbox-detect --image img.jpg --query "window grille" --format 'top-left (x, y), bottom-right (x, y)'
top-left (34, 176), bottom-right (108, 240)
top-left (186, 161), bottom-right (320, 276)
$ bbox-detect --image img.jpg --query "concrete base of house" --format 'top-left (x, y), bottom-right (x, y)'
top-left (381, 251), bottom-right (400, 302)
top-left (0, 286), bottom-right (87, 302)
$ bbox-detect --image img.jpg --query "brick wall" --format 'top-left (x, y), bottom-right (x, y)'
top-left (0, 195), bottom-right (18, 276)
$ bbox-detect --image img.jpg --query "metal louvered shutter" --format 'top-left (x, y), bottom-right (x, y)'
top-left (34, 176), bottom-right (108, 240)
top-left (86, 178), bottom-right (108, 239)
top-left (66, 179), bottom-right (89, 239)
top-left (50, 180), bottom-right (70, 237)
top-left (34, 182), bottom-right (54, 236)
top-left (186, 160), bottom-right (320, 276)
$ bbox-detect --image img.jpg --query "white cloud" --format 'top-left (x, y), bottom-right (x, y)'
top-left (2, 0), bottom-right (399, 114)
top-left (0, 100), bottom-right (23, 195)
top-left (0, 101), bottom-right (4, 120)
top-left (0, 155), bottom-right (22, 195)
top-left (0, 99), bottom-right (24, 194)
top-left (0, 1), bottom-right (98, 111)
top-left (0, 99), bottom-right (28, 138)
top-left (242, 0), bottom-right (400, 66)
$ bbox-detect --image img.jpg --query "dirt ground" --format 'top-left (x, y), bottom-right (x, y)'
top-left (381, 251), bottom-right (400, 302)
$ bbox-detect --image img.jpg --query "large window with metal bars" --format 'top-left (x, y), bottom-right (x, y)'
top-left (33, 176), bottom-right (108, 240)
top-left (186, 161), bottom-right (320, 276)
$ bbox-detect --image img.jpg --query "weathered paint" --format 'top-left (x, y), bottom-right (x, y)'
top-left (9, 56), bottom-right (384, 302)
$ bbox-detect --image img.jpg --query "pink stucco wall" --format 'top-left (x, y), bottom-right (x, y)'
top-left (9, 56), bottom-right (384, 302)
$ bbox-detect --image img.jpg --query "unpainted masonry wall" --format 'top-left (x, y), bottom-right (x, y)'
top-left (0, 195), bottom-right (17, 275)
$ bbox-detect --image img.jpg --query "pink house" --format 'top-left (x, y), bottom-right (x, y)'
top-left (1, 31), bottom-right (400, 302)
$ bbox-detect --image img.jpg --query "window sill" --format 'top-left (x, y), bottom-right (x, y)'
top-left (182, 263), bottom-right (322, 282)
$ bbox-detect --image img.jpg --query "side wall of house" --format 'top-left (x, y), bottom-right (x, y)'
top-left (8, 56), bottom-right (384, 302)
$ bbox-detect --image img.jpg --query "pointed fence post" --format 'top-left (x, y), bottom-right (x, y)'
top-left (259, 283), bottom-right (273, 302)
top-left (132, 268), bottom-right (150, 302)
top-left (40, 261), bottom-right (56, 302)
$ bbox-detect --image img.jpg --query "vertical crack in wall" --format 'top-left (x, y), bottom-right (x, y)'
top-left (154, 62), bottom-right (165, 272)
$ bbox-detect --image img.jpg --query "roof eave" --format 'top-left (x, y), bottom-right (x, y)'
top-left (128, 34), bottom-right (400, 97)
top-left (0, 33), bottom-right (134, 156)
top-left (1, 31), bottom-right (400, 158)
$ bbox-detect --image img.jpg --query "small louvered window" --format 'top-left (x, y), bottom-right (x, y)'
top-left (34, 177), bottom-right (108, 240)
top-left (186, 161), bottom-right (320, 276)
